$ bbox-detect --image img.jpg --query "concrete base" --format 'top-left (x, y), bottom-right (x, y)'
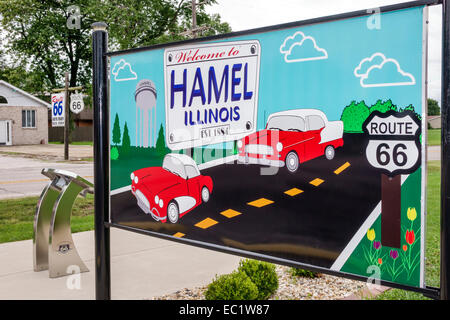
top-left (0, 228), bottom-right (241, 300)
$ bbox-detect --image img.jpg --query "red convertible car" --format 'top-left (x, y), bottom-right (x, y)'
top-left (131, 153), bottom-right (213, 223)
top-left (237, 109), bottom-right (344, 173)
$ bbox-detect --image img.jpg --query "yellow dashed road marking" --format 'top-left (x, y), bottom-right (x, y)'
top-left (334, 162), bottom-right (351, 175)
top-left (173, 232), bottom-right (185, 238)
top-left (310, 178), bottom-right (324, 187)
top-left (195, 218), bottom-right (218, 229)
top-left (247, 198), bottom-right (274, 208)
top-left (221, 209), bottom-right (242, 218)
top-left (284, 188), bottom-right (304, 196)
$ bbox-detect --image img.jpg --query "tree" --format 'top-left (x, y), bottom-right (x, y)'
top-left (340, 101), bottom-right (370, 133)
top-left (112, 113), bottom-right (121, 146)
top-left (0, 0), bottom-right (231, 93)
top-left (102, 0), bottom-right (231, 50)
top-left (155, 124), bottom-right (166, 155)
top-left (370, 99), bottom-right (397, 114)
top-left (122, 122), bottom-right (131, 156)
top-left (428, 98), bottom-right (440, 116)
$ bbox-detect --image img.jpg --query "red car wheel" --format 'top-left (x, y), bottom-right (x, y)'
top-left (167, 201), bottom-right (179, 224)
top-left (285, 151), bottom-right (299, 173)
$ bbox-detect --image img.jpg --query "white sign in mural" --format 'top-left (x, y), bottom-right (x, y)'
top-left (164, 40), bottom-right (261, 150)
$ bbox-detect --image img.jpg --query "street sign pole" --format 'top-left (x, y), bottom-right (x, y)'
top-left (92, 21), bottom-right (111, 300)
top-left (441, 0), bottom-right (450, 301)
top-left (64, 72), bottom-right (69, 160)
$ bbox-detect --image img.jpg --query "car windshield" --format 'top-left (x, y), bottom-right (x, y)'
top-left (266, 115), bottom-right (306, 132)
top-left (162, 155), bottom-right (186, 179)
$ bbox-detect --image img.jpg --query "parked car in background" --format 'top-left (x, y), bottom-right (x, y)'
top-left (131, 153), bottom-right (213, 223)
top-left (237, 109), bottom-right (344, 173)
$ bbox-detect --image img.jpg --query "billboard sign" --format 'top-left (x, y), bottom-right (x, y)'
top-left (108, 4), bottom-right (428, 289)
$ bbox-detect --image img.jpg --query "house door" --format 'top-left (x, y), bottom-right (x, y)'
top-left (0, 120), bottom-right (11, 145)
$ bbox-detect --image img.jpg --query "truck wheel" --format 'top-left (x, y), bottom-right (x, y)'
top-left (325, 146), bottom-right (335, 160)
top-left (167, 201), bottom-right (179, 224)
top-left (285, 151), bottom-right (299, 173)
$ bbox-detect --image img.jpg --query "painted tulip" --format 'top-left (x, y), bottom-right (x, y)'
top-left (407, 207), bottom-right (417, 221)
top-left (367, 228), bottom-right (376, 242)
top-left (373, 241), bottom-right (381, 250)
top-left (378, 258), bottom-right (383, 265)
top-left (390, 250), bottom-right (399, 260)
top-left (403, 245), bottom-right (407, 252)
top-left (405, 229), bottom-right (415, 245)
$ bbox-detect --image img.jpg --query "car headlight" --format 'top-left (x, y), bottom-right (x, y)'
top-left (276, 142), bottom-right (283, 152)
top-left (237, 140), bottom-right (243, 148)
top-left (134, 176), bottom-right (138, 184)
top-left (130, 172), bottom-right (135, 181)
top-left (155, 195), bottom-right (159, 204)
top-left (159, 199), bottom-right (163, 208)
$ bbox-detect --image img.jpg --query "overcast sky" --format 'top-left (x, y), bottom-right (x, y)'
top-left (206, 0), bottom-right (442, 104)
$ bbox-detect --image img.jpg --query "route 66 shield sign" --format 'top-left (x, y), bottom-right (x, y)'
top-left (70, 93), bottom-right (84, 114)
top-left (362, 110), bottom-right (421, 176)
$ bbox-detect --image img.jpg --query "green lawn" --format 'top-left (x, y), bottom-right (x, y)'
top-left (375, 160), bottom-right (441, 300)
top-left (0, 194), bottom-right (94, 244)
top-left (428, 129), bottom-right (441, 146)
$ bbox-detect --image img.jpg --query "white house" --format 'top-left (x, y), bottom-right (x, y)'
top-left (0, 80), bottom-right (50, 145)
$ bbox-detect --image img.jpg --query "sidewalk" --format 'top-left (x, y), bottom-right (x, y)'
top-left (0, 144), bottom-right (92, 161)
top-left (0, 228), bottom-right (241, 300)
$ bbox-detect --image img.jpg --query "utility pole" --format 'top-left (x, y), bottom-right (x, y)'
top-left (180, 0), bottom-right (209, 38)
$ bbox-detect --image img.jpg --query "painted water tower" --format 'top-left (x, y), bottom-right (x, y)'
top-left (134, 79), bottom-right (157, 148)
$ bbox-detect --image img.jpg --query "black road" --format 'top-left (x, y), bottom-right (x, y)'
top-left (111, 134), bottom-right (380, 268)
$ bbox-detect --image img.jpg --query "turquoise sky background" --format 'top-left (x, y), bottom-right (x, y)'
top-left (109, 6), bottom-right (424, 147)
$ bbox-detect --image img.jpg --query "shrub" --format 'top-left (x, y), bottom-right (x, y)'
top-left (204, 271), bottom-right (258, 300)
top-left (110, 146), bottom-right (119, 160)
top-left (290, 267), bottom-right (320, 278)
top-left (238, 259), bottom-right (278, 299)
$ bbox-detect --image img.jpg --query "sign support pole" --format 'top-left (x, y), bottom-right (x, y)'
top-left (64, 72), bottom-right (70, 160)
top-left (442, 0), bottom-right (450, 301)
top-left (92, 22), bottom-right (111, 300)
top-left (381, 174), bottom-right (401, 248)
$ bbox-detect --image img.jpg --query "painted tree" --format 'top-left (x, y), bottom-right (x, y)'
top-left (370, 99), bottom-right (397, 114)
top-left (155, 124), bottom-right (166, 156)
top-left (122, 122), bottom-right (131, 156)
top-left (340, 100), bottom-right (370, 133)
top-left (112, 113), bottom-right (121, 146)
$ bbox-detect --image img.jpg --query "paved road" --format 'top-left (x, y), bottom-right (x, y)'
top-left (0, 155), bottom-right (93, 199)
top-left (427, 145), bottom-right (440, 161)
top-left (111, 134), bottom-right (383, 268)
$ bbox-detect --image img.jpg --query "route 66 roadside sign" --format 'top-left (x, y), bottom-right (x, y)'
top-left (70, 93), bottom-right (84, 114)
top-left (363, 110), bottom-right (421, 176)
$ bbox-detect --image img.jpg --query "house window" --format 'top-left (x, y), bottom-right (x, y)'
top-left (22, 110), bottom-right (36, 128)
top-left (0, 96), bottom-right (7, 104)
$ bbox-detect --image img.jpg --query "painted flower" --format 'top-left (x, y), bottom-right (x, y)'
top-left (367, 228), bottom-right (376, 242)
top-left (373, 241), bottom-right (381, 250)
top-left (378, 258), bottom-right (383, 265)
top-left (390, 250), bottom-right (399, 260)
top-left (405, 229), bottom-right (416, 245)
top-left (407, 207), bottom-right (417, 221)
top-left (403, 245), bottom-right (408, 252)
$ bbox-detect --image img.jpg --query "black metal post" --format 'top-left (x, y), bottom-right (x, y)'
top-left (442, 0), bottom-right (450, 301)
top-left (92, 22), bottom-right (111, 300)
